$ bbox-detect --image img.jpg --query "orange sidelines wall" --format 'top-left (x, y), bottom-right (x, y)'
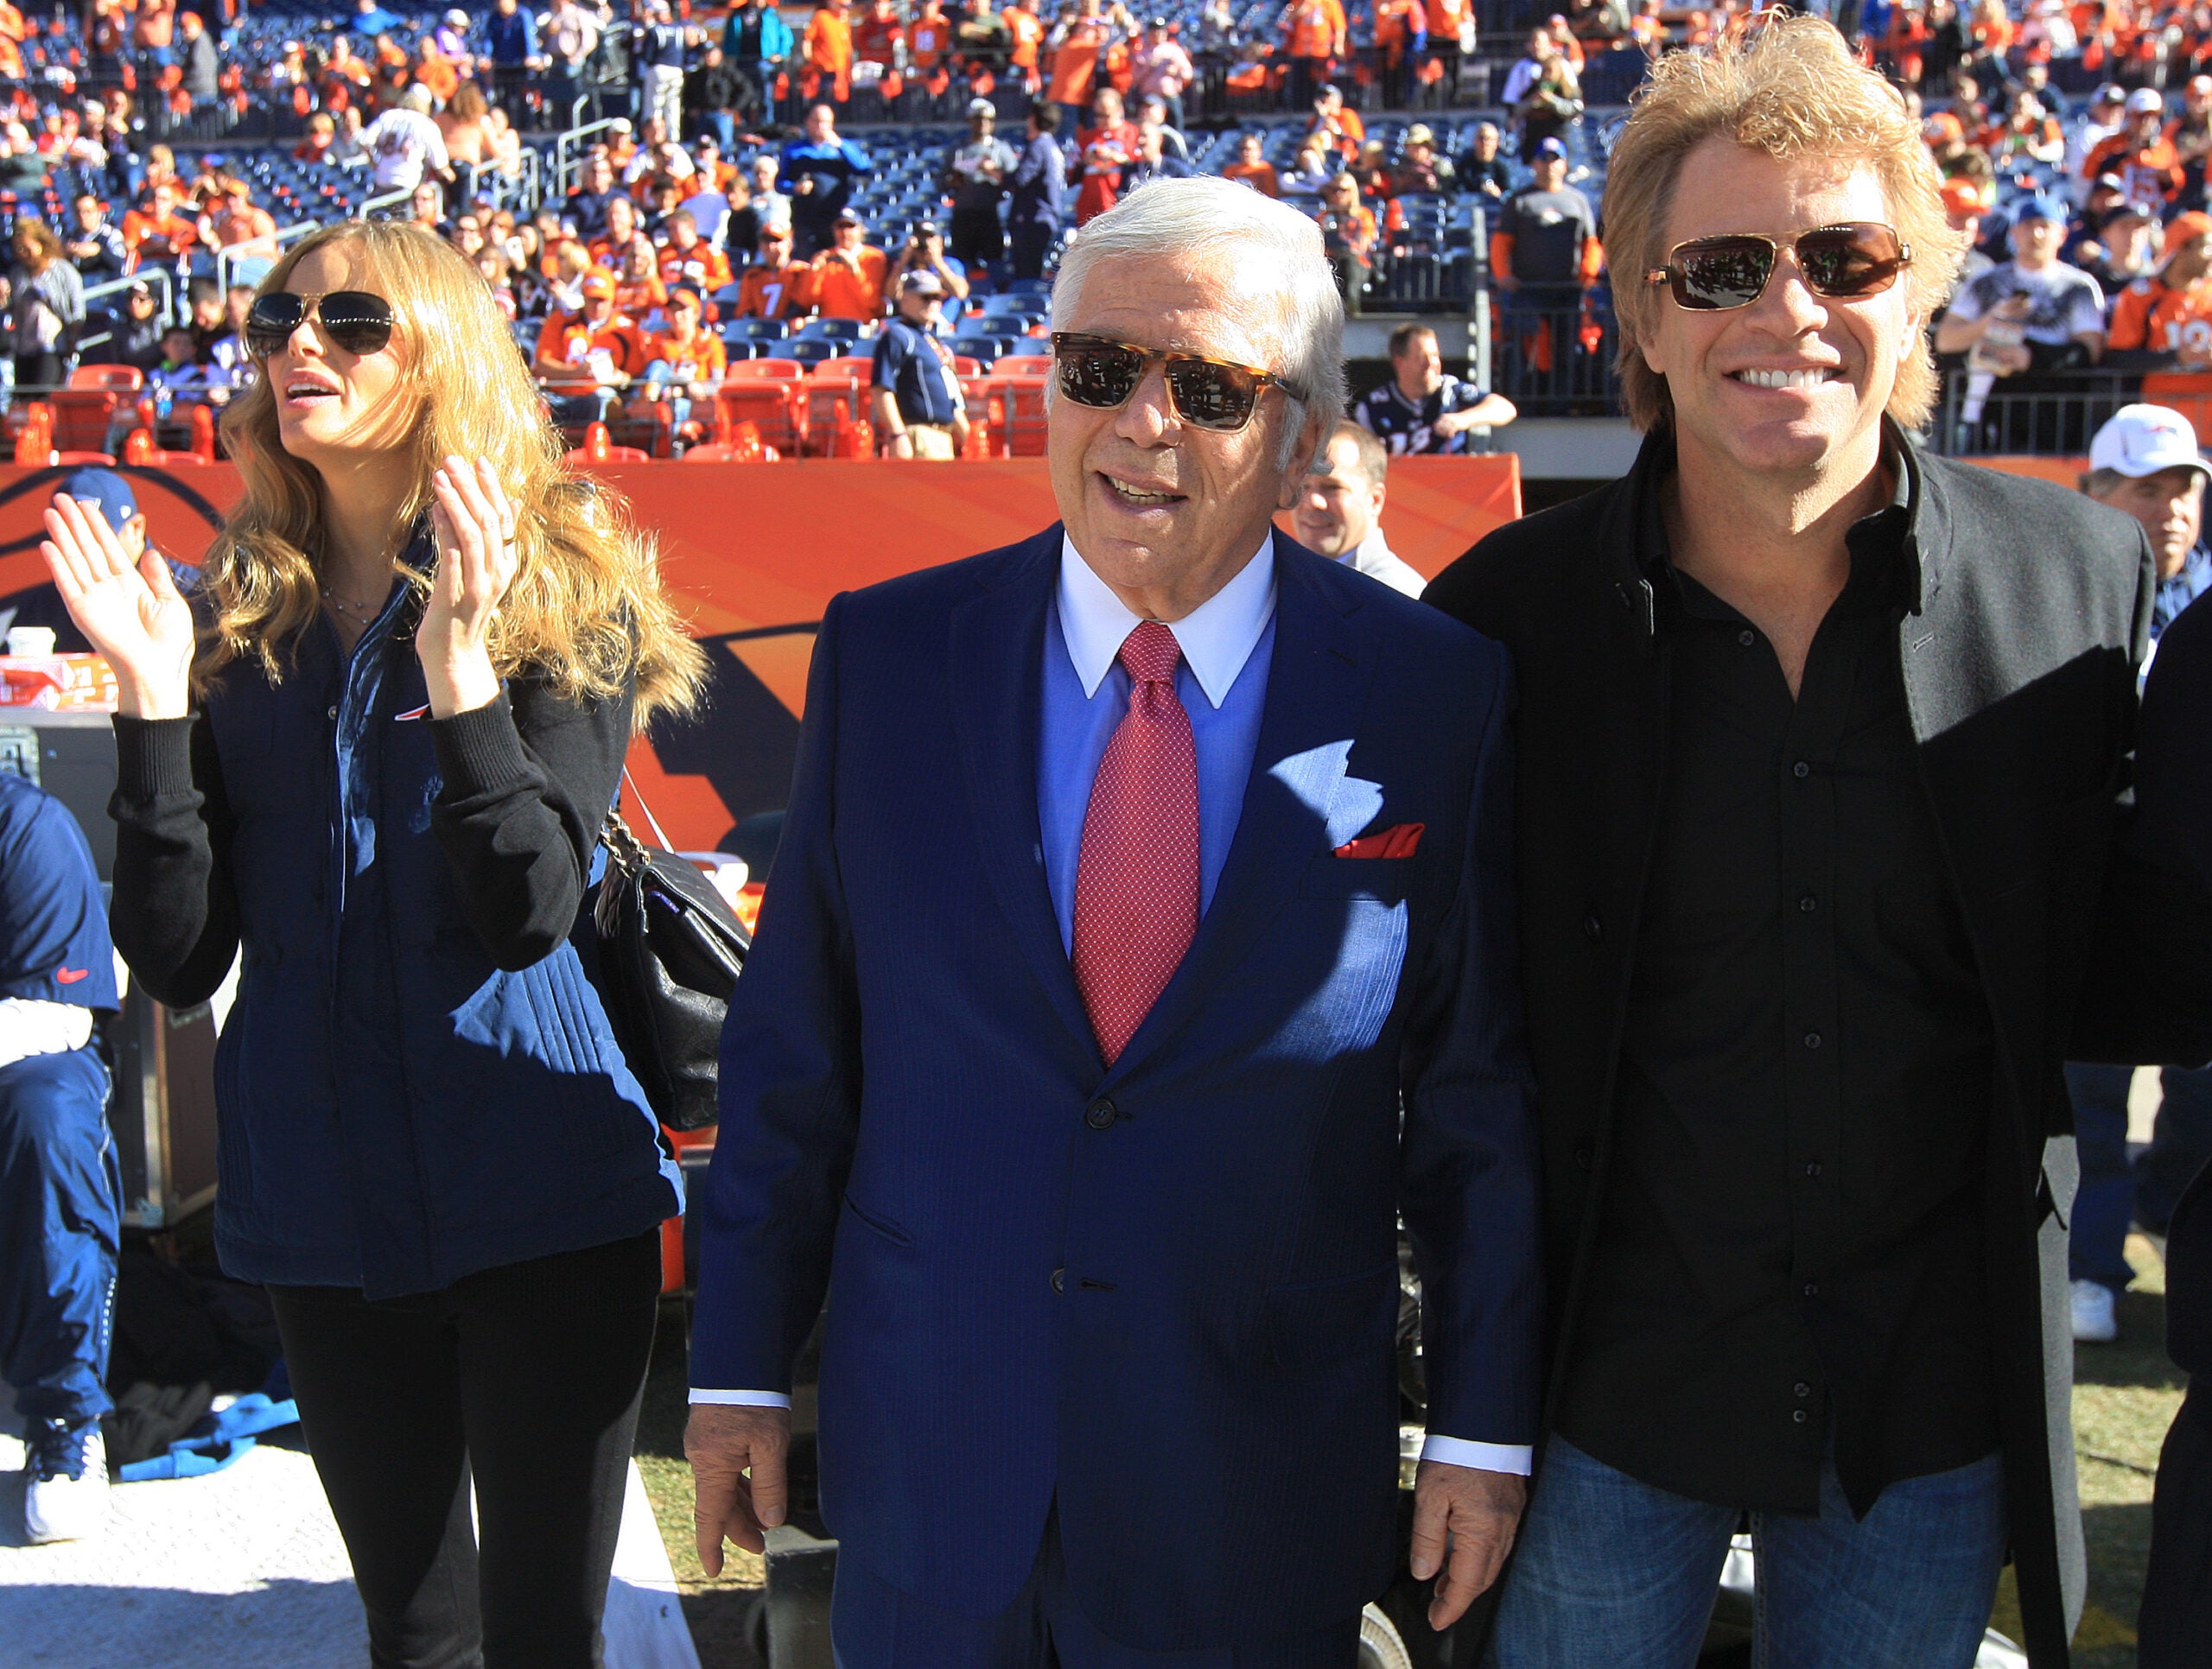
top-left (0, 455), bottom-right (1522, 856)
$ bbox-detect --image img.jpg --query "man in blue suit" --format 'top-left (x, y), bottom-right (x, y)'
top-left (686, 175), bottom-right (1543, 1665)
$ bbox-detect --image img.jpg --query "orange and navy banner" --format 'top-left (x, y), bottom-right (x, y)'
top-left (0, 456), bottom-right (1523, 855)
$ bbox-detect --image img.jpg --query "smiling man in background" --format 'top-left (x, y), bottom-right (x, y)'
top-left (1427, 18), bottom-right (2212, 1666)
top-left (686, 175), bottom-right (1542, 1666)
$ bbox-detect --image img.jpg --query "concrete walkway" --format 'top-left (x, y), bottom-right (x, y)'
top-left (0, 1418), bottom-right (699, 1669)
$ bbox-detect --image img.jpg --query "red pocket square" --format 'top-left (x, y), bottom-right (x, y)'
top-left (1334, 822), bottom-right (1424, 860)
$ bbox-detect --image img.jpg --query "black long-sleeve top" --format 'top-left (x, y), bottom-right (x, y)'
top-left (110, 669), bottom-right (634, 1008)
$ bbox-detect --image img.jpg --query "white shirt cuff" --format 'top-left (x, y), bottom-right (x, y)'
top-left (687, 1389), bottom-right (792, 1408)
top-left (1419, 1436), bottom-right (1535, 1475)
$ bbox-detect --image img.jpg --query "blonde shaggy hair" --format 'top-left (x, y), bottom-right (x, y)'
top-left (200, 219), bottom-right (706, 727)
top-left (1604, 14), bottom-right (1967, 434)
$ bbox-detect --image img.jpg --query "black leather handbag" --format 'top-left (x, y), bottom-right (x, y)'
top-left (593, 790), bottom-right (750, 1132)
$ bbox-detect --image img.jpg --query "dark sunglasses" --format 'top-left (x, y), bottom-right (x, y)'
top-left (1050, 332), bottom-right (1298, 433)
top-left (1643, 223), bottom-right (1911, 312)
top-left (244, 289), bottom-right (397, 359)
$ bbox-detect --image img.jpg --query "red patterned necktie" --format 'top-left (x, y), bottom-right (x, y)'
top-left (1071, 619), bottom-right (1200, 1066)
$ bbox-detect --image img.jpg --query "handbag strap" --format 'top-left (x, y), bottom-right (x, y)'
top-left (600, 769), bottom-right (674, 880)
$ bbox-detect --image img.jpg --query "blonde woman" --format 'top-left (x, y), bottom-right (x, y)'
top-left (41, 220), bottom-right (705, 1669)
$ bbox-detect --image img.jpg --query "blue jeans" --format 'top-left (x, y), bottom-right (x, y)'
top-left (2067, 1061), bottom-right (2212, 1292)
top-left (0, 1048), bottom-right (118, 1427)
top-left (1487, 1437), bottom-right (2007, 1669)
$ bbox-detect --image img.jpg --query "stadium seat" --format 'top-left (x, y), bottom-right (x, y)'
top-left (68, 365), bottom-right (142, 392)
top-left (976, 293), bottom-right (1042, 320)
top-left (985, 371), bottom-right (1049, 457)
top-left (50, 390), bottom-right (122, 454)
top-left (800, 357), bottom-right (874, 454)
top-left (785, 339), bottom-right (838, 366)
top-left (724, 318), bottom-right (790, 340)
top-left (715, 380), bottom-right (806, 455)
top-left (995, 354), bottom-right (1052, 378)
top-left (795, 317), bottom-right (866, 343)
top-left (726, 359), bottom-right (806, 381)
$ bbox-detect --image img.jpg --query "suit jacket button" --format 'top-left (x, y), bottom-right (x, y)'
top-left (1085, 1098), bottom-right (1117, 1130)
top-left (1574, 1139), bottom-right (1595, 1171)
top-left (1584, 914), bottom-right (1603, 943)
top-left (1050, 1268), bottom-right (1065, 1294)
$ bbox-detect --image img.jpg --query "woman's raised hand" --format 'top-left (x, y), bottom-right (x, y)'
top-left (40, 492), bottom-right (194, 720)
top-left (416, 455), bottom-right (520, 719)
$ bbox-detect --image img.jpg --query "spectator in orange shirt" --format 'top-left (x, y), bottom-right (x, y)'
top-left (734, 222), bottom-right (815, 319)
top-left (658, 212), bottom-right (735, 294)
top-left (1423, 0), bottom-right (1469, 93)
top-left (200, 180), bottom-right (278, 261)
top-left (639, 285), bottom-right (728, 443)
top-left (1047, 0), bottom-right (1108, 132)
top-left (2110, 210), bottom-right (2212, 365)
top-left (615, 236), bottom-right (671, 321)
top-left (533, 270), bottom-right (654, 395)
top-left (1372, 0), bottom-right (1424, 111)
top-left (809, 207), bottom-right (887, 317)
top-left (804, 0), bottom-right (855, 105)
top-left (1306, 81), bottom-right (1365, 158)
top-left (2086, 86), bottom-right (2186, 210)
top-left (121, 182), bottom-right (198, 269)
top-left (1283, 0), bottom-right (1345, 112)
top-left (296, 111), bottom-right (340, 167)
top-left (1004, 0), bottom-right (1046, 91)
top-left (1221, 131), bottom-right (1281, 196)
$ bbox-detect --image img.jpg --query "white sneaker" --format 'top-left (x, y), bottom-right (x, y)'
top-left (22, 1420), bottom-right (108, 1544)
top-left (2070, 1279), bottom-right (2120, 1344)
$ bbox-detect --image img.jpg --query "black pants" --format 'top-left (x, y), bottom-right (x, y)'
top-left (1010, 219), bottom-right (1057, 281)
top-left (2140, 1386), bottom-right (2212, 1669)
top-left (268, 1231), bottom-right (662, 1669)
top-left (15, 351), bottom-right (63, 397)
top-left (949, 206), bottom-right (1005, 271)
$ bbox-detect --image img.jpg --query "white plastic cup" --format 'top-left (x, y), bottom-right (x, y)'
top-left (5, 627), bottom-right (55, 658)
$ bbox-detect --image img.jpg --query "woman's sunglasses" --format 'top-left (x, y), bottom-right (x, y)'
top-left (244, 289), bottom-right (397, 359)
top-left (1643, 223), bottom-right (1911, 312)
top-left (1050, 332), bottom-right (1298, 433)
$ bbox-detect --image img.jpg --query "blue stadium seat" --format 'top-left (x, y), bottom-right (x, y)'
top-left (796, 317), bottom-right (864, 342)
top-left (725, 317), bottom-right (789, 340)
top-left (785, 338), bottom-right (838, 365)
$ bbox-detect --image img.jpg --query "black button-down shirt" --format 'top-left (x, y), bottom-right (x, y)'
top-left (1557, 455), bottom-right (2001, 1515)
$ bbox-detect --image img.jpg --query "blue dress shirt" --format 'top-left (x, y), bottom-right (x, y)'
top-left (1038, 532), bottom-right (1274, 953)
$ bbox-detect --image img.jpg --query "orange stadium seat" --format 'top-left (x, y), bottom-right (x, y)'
top-left (800, 358), bottom-right (874, 455)
top-left (50, 390), bottom-right (123, 455)
top-left (69, 365), bottom-right (143, 393)
top-left (715, 380), bottom-right (806, 456)
top-left (985, 372), bottom-right (1050, 457)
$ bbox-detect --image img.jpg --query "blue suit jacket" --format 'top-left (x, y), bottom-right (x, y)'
top-left (691, 525), bottom-right (1541, 1648)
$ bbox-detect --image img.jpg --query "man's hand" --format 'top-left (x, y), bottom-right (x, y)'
top-left (685, 1403), bottom-right (791, 1575)
top-left (1408, 1460), bottom-right (1526, 1632)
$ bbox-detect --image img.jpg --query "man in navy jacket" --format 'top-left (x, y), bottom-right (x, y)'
top-left (686, 175), bottom-right (1542, 1664)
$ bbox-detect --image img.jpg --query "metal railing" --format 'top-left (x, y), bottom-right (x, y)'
top-left (73, 269), bottom-right (178, 359)
top-left (1488, 295), bottom-right (1624, 417)
top-left (553, 117), bottom-right (627, 201)
top-left (356, 185), bottom-right (416, 221)
top-left (1927, 367), bottom-right (2145, 458)
top-left (216, 220), bottom-right (321, 295)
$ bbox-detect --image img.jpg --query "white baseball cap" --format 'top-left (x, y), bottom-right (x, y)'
top-left (2127, 86), bottom-right (2166, 114)
top-left (2090, 403), bottom-right (2210, 479)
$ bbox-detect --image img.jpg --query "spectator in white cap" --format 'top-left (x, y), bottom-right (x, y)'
top-left (943, 97), bottom-right (1019, 270)
top-left (2084, 402), bottom-right (2212, 641)
top-left (2063, 401), bottom-right (2212, 1374)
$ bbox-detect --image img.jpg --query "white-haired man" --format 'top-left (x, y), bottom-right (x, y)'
top-left (685, 175), bottom-right (1543, 1665)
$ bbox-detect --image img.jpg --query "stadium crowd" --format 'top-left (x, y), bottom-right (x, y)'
top-left (14, 0), bottom-right (2212, 453)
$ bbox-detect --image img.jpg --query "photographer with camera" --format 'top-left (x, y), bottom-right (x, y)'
top-left (886, 219), bottom-right (970, 312)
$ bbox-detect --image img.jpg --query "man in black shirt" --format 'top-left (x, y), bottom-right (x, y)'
top-left (1427, 19), bottom-right (2212, 1668)
top-left (1493, 137), bottom-right (1600, 399)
